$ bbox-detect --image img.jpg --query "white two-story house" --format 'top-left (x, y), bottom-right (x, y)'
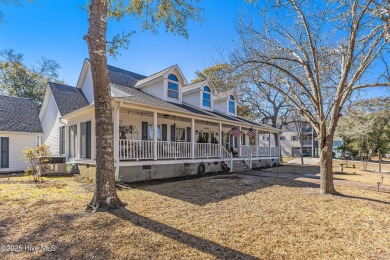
top-left (40, 59), bottom-right (281, 182)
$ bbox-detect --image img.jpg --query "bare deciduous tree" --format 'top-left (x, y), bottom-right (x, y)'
top-left (232, 0), bottom-right (390, 194)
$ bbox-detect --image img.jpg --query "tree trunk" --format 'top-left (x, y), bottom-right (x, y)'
top-left (379, 152), bottom-right (382, 173)
top-left (85, 0), bottom-right (125, 212)
top-left (319, 133), bottom-right (336, 194)
top-left (300, 145), bottom-right (304, 165)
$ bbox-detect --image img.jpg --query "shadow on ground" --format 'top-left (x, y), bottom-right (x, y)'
top-left (110, 209), bottom-right (258, 259)
top-left (135, 172), bottom-right (319, 206)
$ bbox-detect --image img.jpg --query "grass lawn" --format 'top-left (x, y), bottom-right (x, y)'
top-left (0, 172), bottom-right (389, 259)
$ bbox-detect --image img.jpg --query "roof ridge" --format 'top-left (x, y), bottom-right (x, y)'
top-left (142, 64), bottom-right (176, 79)
top-left (107, 64), bottom-right (146, 78)
top-left (48, 81), bottom-right (75, 88)
top-left (184, 79), bottom-right (207, 87)
top-left (0, 95), bottom-right (34, 101)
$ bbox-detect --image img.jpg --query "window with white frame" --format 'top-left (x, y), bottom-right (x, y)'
top-left (280, 136), bottom-right (286, 140)
top-left (69, 125), bottom-right (78, 158)
top-left (291, 135), bottom-right (298, 141)
top-left (229, 95), bottom-right (235, 113)
top-left (167, 74), bottom-right (179, 99)
top-left (81, 121), bottom-right (92, 159)
top-left (203, 86), bottom-right (211, 107)
top-left (176, 128), bottom-right (186, 142)
top-left (148, 125), bottom-right (161, 141)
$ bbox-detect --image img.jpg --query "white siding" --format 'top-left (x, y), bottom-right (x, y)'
top-left (182, 91), bottom-right (201, 108)
top-left (0, 132), bottom-right (39, 172)
top-left (80, 68), bottom-right (94, 103)
top-left (139, 81), bottom-right (165, 100)
top-left (214, 100), bottom-right (227, 114)
top-left (41, 93), bottom-right (64, 156)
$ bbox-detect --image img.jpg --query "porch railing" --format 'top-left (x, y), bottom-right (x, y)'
top-left (157, 141), bottom-right (191, 159)
top-left (194, 143), bottom-right (221, 158)
top-left (241, 145), bottom-right (280, 157)
top-left (119, 140), bottom-right (154, 160)
top-left (220, 145), bottom-right (233, 172)
top-left (241, 145), bottom-right (252, 169)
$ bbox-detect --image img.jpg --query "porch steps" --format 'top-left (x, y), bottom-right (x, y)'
top-left (232, 160), bottom-right (250, 173)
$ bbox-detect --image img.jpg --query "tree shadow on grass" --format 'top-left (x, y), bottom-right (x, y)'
top-left (135, 173), bottom-right (319, 206)
top-left (334, 192), bottom-right (390, 205)
top-left (110, 208), bottom-right (258, 260)
top-left (5, 212), bottom-right (113, 260)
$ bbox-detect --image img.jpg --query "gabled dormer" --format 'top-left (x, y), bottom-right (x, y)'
top-left (182, 79), bottom-right (216, 111)
top-left (134, 65), bottom-right (187, 104)
top-left (75, 59), bottom-right (147, 103)
top-left (214, 91), bottom-right (238, 116)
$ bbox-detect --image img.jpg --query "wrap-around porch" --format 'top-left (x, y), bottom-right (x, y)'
top-left (113, 105), bottom-right (280, 171)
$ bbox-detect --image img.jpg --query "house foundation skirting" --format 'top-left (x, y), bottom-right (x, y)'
top-left (75, 157), bottom-right (280, 183)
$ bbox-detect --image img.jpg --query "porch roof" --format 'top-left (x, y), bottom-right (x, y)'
top-left (112, 85), bottom-right (279, 132)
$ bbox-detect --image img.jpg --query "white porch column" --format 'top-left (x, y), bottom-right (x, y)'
top-left (191, 118), bottom-right (195, 159)
top-left (269, 131), bottom-right (271, 156)
top-left (255, 129), bottom-right (259, 156)
top-left (238, 126), bottom-right (242, 157)
top-left (153, 111), bottom-right (158, 160)
top-left (114, 105), bottom-right (120, 179)
top-left (219, 123), bottom-right (222, 157)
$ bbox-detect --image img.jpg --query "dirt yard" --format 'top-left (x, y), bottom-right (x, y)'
top-left (0, 172), bottom-right (389, 260)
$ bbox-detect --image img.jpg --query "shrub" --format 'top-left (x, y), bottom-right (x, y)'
top-left (22, 144), bottom-right (51, 182)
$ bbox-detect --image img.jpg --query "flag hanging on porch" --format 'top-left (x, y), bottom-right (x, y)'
top-left (246, 127), bottom-right (255, 138)
top-left (229, 126), bottom-right (243, 137)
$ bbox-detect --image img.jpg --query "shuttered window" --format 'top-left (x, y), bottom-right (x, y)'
top-left (1, 137), bottom-right (9, 168)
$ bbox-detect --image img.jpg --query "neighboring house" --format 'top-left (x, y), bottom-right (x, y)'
top-left (332, 136), bottom-right (344, 159)
top-left (261, 116), bottom-right (319, 157)
top-left (40, 59), bottom-right (281, 182)
top-left (0, 95), bottom-right (43, 173)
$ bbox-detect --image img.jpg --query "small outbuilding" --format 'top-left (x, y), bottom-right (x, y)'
top-left (0, 95), bottom-right (43, 173)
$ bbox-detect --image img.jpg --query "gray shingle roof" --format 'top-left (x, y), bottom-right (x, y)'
top-left (108, 64), bottom-right (146, 88)
top-left (183, 80), bottom-right (207, 93)
top-left (0, 95), bottom-right (43, 133)
top-left (111, 84), bottom-right (189, 113)
top-left (49, 82), bottom-right (90, 116)
top-left (134, 65), bottom-right (175, 87)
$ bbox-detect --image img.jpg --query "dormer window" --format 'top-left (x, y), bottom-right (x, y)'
top-left (168, 74), bottom-right (179, 99)
top-left (229, 95), bottom-right (235, 113)
top-left (203, 86), bottom-right (211, 107)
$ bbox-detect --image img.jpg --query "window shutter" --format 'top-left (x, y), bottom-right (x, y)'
top-left (171, 125), bottom-right (175, 141)
top-left (86, 121), bottom-right (91, 158)
top-left (162, 124), bottom-right (167, 141)
top-left (1, 137), bottom-right (9, 168)
top-left (242, 135), bottom-right (246, 145)
top-left (186, 127), bottom-right (191, 142)
top-left (142, 122), bottom-right (148, 141)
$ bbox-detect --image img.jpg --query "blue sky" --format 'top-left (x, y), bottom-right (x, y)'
top-left (0, 0), bottom-right (254, 85)
top-left (0, 0), bottom-right (387, 99)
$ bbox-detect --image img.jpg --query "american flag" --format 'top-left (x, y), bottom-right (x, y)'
top-left (246, 127), bottom-right (255, 138)
top-left (229, 126), bottom-right (243, 137)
